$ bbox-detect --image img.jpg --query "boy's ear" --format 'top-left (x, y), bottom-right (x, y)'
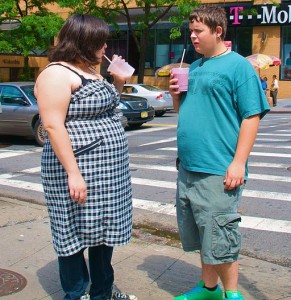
top-left (215, 26), bottom-right (223, 37)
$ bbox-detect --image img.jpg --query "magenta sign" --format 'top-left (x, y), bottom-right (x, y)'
top-left (227, 4), bottom-right (291, 26)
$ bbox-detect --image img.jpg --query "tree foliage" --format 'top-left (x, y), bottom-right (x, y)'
top-left (0, 0), bottom-right (64, 79)
top-left (57, 0), bottom-right (199, 82)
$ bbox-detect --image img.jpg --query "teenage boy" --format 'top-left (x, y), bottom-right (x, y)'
top-left (169, 5), bottom-right (270, 300)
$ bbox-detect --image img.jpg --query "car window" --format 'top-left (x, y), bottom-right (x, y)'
top-left (0, 86), bottom-right (27, 106)
top-left (123, 86), bottom-right (134, 94)
top-left (142, 85), bottom-right (162, 91)
top-left (21, 85), bottom-right (36, 103)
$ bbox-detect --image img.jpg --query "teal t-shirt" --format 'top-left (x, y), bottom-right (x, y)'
top-left (177, 51), bottom-right (270, 178)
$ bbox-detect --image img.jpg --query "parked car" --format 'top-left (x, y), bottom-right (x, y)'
top-left (0, 82), bottom-right (128, 146)
top-left (115, 107), bottom-right (128, 128)
top-left (118, 94), bottom-right (155, 128)
top-left (122, 84), bottom-right (173, 117)
top-left (0, 82), bottom-right (45, 146)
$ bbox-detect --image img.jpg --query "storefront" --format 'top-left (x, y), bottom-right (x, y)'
top-left (0, 2), bottom-right (290, 97)
top-left (107, 3), bottom-right (291, 98)
top-left (0, 55), bottom-right (48, 82)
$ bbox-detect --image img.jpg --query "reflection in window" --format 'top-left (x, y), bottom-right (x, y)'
top-left (281, 26), bottom-right (291, 81)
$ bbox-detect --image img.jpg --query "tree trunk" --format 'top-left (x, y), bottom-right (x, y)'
top-left (137, 30), bottom-right (149, 84)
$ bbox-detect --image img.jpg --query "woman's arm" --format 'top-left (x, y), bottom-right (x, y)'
top-left (35, 66), bottom-right (87, 204)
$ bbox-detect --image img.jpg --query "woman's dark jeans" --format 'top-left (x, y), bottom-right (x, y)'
top-left (58, 245), bottom-right (114, 300)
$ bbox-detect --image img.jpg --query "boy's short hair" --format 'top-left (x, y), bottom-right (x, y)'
top-left (189, 5), bottom-right (227, 40)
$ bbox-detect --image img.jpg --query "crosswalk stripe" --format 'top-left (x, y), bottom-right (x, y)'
top-left (0, 148), bottom-right (42, 159)
top-left (0, 172), bottom-right (290, 233)
top-left (257, 133), bottom-right (291, 136)
top-left (126, 126), bottom-right (172, 136)
top-left (254, 144), bottom-right (291, 149)
top-left (131, 177), bottom-right (291, 201)
top-left (255, 138), bottom-right (289, 142)
top-left (157, 147), bottom-right (291, 158)
top-left (130, 163), bottom-right (291, 183)
top-left (249, 174), bottom-right (291, 182)
top-left (250, 152), bottom-right (291, 158)
top-left (248, 162), bottom-right (290, 168)
top-left (0, 178), bottom-right (43, 192)
top-left (130, 153), bottom-right (173, 159)
top-left (139, 137), bottom-right (176, 147)
top-left (133, 198), bottom-right (291, 234)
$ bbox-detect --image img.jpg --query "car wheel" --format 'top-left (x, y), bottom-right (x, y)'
top-left (155, 110), bottom-right (166, 117)
top-left (34, 119), bottom-right (45, 146)
top-left (129, 123), bottom-right (143, 129)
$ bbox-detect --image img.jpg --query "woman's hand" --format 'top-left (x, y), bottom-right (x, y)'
top-left (110, 55), bottom-right (129, 93)
top-left (68, 172), bottom-right (87, 205)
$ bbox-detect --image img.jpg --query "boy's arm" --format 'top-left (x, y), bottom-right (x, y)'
top-left (224, 114), bottom-right (260, 190)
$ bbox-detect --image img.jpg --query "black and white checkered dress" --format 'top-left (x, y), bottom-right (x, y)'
top-left (41, 69), bottom-right (132, 257)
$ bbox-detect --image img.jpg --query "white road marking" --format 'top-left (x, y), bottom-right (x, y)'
top-left (254, 144), bottom-right (291, 149)
top-left (130, 154), bottom-right (173, 159)
top-left (0, 164), bottom-right (290, 234)
top-left (255, 138), bottom-right (289, 142)
top-left (133, 198), bottom-right (291, 234)
top-left (126, 126), bottom-right (173, 136)
top-left (250, 152), bottom-right (291, 158)
top-left (257, 133), bottom-right (291, 136)
top-left (0, 148), bottom-right (42, 159)
top-left (0, 178), bottom-right (43, 192)
top-left (139, 137), bottom-right (176, 147)
top-left (157, 147), bottom-right (291, 158)
top-left (248, 162), bottom-right (290, 168)
top-left (131, 178), bottom-right (291, 202)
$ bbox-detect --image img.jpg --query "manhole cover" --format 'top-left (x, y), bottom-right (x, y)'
top-left (0, 268), bottom-right (27, 296)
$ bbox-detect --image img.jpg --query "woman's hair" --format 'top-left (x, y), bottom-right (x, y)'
top-left (48, 14), bottom-right (110, 64)
top-left (189, 5), bottom-right (227, 40)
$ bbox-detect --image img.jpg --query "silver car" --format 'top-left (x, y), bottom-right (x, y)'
top-left (0, 82), bottom-right (128, 146)
top-left (122, 84), bottom-right (173, 117)
top-left (0, 82), bottom-right (45, 146)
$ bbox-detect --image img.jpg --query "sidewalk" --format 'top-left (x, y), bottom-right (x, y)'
top-left (0, 196), bottom-right (290, 300)
top-left (269, 97), bottom-right (291, 113)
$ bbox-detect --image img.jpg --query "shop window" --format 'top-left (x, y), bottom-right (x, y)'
top-left (281, 26), bottom-right (291, 81)
top-left (225, 27), bottom-right (252, 57)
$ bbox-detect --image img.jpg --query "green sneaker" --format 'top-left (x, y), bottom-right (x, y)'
top-left (173, 280), bottom-right (223, 300)
top-left (225, 291), bottom-right (245, 300)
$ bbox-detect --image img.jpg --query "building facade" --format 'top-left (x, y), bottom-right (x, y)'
top-left (0, 1), bottom-right (290, 97)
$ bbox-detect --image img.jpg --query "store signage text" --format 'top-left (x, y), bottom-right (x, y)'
top-left (228, 4), bottom-right (291, 26)
top-left (2, 59), bottom-right (21, 65)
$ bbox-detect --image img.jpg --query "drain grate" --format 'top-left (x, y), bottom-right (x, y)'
top-left (0, 268), bottom-right (27, 296)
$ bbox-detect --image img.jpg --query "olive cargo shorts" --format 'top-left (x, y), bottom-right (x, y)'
top-left (176, 166), bottom-right (244, 264)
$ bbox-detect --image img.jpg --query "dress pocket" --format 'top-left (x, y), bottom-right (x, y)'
top-left (212, 213), bottom-right (241, 259)
top-left (73, 138), bottom-right (104, 157)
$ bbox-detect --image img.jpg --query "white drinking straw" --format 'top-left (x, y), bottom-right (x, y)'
top-left (179, 49), bottom-right (186, 68)
top-left (103, 54), bottom-right (112, 63)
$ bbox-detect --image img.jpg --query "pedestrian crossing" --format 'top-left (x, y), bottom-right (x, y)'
top-left (0, 121), bottom-right (290, 237)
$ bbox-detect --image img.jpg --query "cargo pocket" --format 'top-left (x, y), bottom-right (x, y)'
top-left (212, 213), bottom-right (241, 259)
top-left (73, 138), bottom-right (104, 157)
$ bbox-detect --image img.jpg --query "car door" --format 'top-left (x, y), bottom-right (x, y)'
top-left (0, 85), bottom-right (33, 135)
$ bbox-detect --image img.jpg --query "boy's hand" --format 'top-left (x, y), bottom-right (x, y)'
top-left (169, 73), bottom-right (181, 96)
top-left (224, 161), bottom-right (245, 190)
